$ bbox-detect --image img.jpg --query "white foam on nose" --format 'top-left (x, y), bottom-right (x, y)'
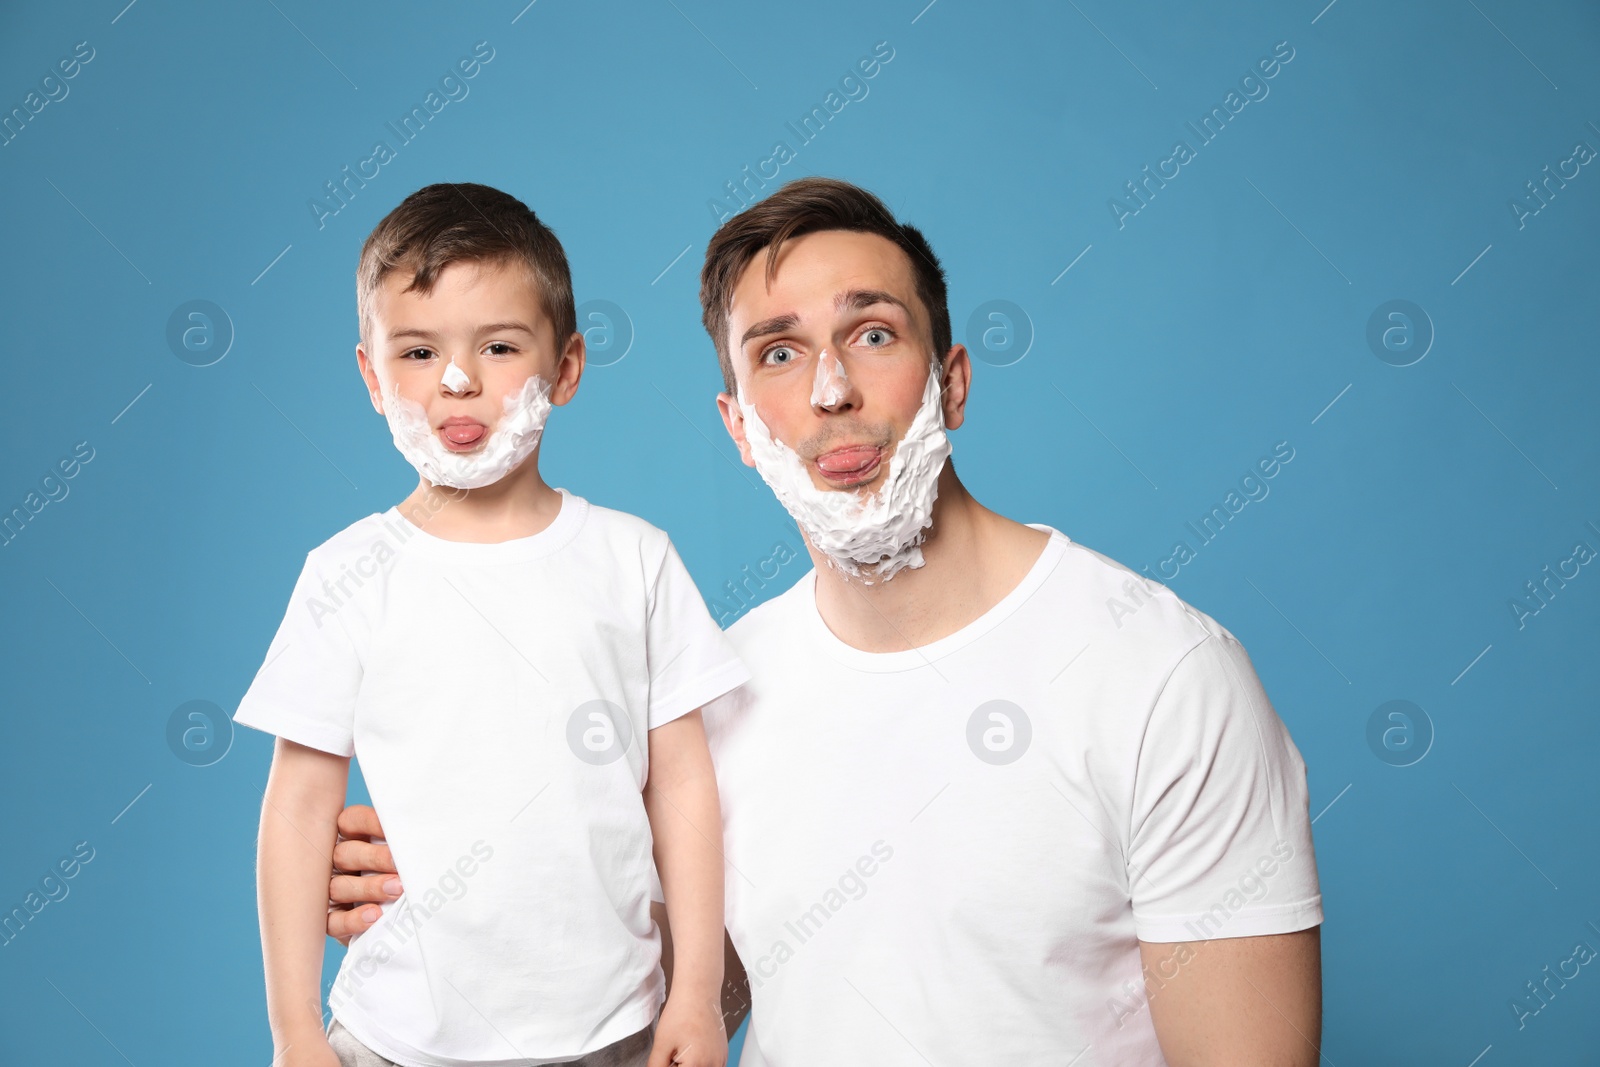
top-left (810, 349), bottom-right (850, 408)
top-left (441, 359), bottom-right (470, 394)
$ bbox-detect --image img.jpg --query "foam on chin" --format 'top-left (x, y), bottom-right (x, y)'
top-left (383, 374), bottom-right (553, 489)
top-left (738, 363), bottom-right (951, 584)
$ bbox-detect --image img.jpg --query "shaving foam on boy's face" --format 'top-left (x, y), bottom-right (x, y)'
top-left (440, 357), bottom-right (471, 394)
top-left (363, 258), bottom-right (569, 490)
top-left (738, 356), bottom-right (951, 584)
top-left (384, 372), bottom-right (553, 489)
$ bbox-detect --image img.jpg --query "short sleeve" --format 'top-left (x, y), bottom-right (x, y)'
top-left (1127, 634), bottom-right (1323, 943)
top-left (233, 552), bottom-right (364, 757)
top-left (648, 862), bottom-right (665, 905)
top-left (643, 538), bottom-right (751, 730)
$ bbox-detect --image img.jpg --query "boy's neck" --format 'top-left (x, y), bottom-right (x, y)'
top-left (396, 454), bottom-right (564, 544)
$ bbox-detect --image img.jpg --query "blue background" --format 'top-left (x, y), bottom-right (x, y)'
top-left (2, 0), bottom-right (1596, 1063)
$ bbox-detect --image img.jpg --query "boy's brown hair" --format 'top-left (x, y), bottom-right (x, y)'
top-left (357, 182), bottom-right (576, 350)
top-left (699, 177), bottom-right (951, 395)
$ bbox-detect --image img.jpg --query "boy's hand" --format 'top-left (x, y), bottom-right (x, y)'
top-left (648, 995), bottom-right (727, 1067)
top-left (326, 804), bottom-right (401, 945)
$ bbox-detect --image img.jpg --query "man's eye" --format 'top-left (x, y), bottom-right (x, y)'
top-left (762, 345), bottom-right (796, 366)
top-left (861, 328), bottom-right (894, 347)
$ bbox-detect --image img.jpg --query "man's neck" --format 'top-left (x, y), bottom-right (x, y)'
top-left (396, 454), bottom-right (563, 544)
top-left (808, 464), bottom-right (1052, 653)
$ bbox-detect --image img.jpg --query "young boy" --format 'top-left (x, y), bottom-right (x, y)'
top-left (235, 183), bottom-right (744, 1067)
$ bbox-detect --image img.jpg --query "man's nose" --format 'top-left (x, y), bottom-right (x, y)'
top-left (810, 349), bottom-right (853, 411)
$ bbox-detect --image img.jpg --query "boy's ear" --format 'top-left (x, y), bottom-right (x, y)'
top-left (551, 330), bottom-right (585, 407)
top-left (356, 343), bottom-right (384, 414)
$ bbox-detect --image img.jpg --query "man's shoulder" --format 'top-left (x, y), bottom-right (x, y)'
top-left (1051, 533), bottom-right (1238, 662)
top-left (724, 568), bottom-right (815, 644)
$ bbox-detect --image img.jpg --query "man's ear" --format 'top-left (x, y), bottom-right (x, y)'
top-left (715, 391), bottom-right (756, 467)
top-left (939, 344), bottom-right (972, 431)
top-left (356, 342), bottom-right (384, 414)
top-left (551, 330), bottom-right (585, 407)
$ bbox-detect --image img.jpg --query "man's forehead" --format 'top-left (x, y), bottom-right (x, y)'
top-left (729, 232), bottom-right (919, 324)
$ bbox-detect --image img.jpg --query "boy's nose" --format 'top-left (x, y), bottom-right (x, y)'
top-left (441, 358), bottom-right (471, 394)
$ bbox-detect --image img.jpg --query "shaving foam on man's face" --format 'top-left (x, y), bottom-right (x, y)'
top-left (722, 229), bottom-right (957, 583)
top-left (810, 349), bottom-right (850, 407)
top-left (738, 357), bottom-right (951, 584)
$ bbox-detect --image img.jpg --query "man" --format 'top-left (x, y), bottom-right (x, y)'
top-left (324, 178), bottom-right (1324, 1065)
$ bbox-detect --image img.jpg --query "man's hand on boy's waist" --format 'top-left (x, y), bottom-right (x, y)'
top-left (326, 803), bottom-right (401, 945)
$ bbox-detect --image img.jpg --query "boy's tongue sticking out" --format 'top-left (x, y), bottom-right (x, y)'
top-left (439, 416), bottom-right (487, 449)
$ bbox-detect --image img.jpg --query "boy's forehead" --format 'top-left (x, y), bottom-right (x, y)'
top-left (380, 256), bottom-right (532, 298)
top-left (371, 258), bottom-right (546, 324)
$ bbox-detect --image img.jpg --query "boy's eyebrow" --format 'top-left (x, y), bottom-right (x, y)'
top-left (386, 321), bottom-right (538, 342)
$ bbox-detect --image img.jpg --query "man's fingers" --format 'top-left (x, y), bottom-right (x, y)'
top-left (332, 838), bottom-right (395, 877)
top-left (330, 872), bottom-right (402, 906)
top-left (327, 902), bottom-right (382, 943)
top-left (335, 803), bottom-right (383, 840)
top-left (324, 804), bottom-right (394, 946)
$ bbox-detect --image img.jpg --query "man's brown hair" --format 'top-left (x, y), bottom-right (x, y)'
top-left (699, 177), bottom-right (950, 394)
top-left (357, 182), bottom-right (576, 350)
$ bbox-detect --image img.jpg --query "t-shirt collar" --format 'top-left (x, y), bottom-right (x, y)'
top-left (798, 524), bottom-right (1072, 673)
top-left (381, 486), bottom-right (589, 564)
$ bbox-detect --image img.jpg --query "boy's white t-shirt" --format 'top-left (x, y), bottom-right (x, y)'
top-left (235, 489), bottom-right (750, 1067)
top-left (702, 526), bottom-right (1324, 1066)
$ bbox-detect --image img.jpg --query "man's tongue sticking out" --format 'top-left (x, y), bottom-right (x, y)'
top-left (815, 444), bottom-right (881, 486)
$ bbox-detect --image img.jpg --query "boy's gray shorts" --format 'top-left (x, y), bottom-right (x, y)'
top-left (327, 1018), bottom-right (655, 1067)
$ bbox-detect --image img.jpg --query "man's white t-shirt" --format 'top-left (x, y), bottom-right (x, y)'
top-left (235, 489), bottom-right (750, 1067)
top-left (703, 526), bottom-right (1323, 1066)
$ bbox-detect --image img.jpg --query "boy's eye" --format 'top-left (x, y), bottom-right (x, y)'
top-left (761, 345), bottom-right (797, 366)
top-left (402, 347), bottom-right (436, 361)
top-left (860, 328), bottom-right (894, 347)
top-left (484, 342), bottom-right (516, 357)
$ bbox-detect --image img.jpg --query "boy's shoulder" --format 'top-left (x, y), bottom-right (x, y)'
top-left (294, 494), bottom-right (690, 580)
top-left (302, 509), bottom-right (403, 568)
top-left (572, 494), bottom-right (672, 553)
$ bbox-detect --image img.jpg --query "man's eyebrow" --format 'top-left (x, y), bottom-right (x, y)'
top-left (837, 289), bottom-right (911, 315)
top-left (740, 314), bottom-right (798, 348)
top-left (386, 321), bottom-right (536, 342)
top-left (739, 292), bottom-right (911, 349)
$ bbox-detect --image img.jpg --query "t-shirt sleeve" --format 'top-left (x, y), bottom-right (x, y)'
top-left (643, 537), bottom-right (751, 730)
top-left (233, 551), bottom-right (364, 757)
top-left (1126, 633), bottom-right (1323, 943)
top-left (649, 862), bottom-right (665, 905)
